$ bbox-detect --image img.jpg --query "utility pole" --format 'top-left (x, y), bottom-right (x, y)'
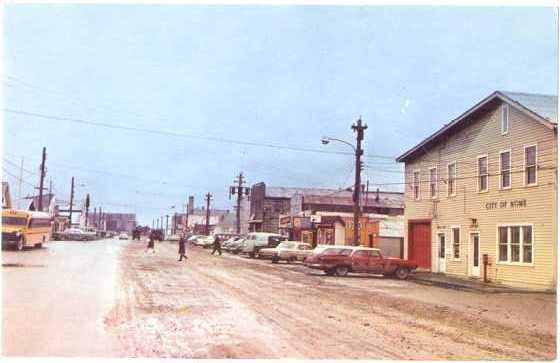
top-left (93, 207), bottom-right (97, 228)
top-left (165, 215), bottom-right (169, 236)
top-left (37, 147), bottom-right (47, 212)
top-left (84, 194), bottom-right (90, 228)
top-left (69, 177), bottom-right (75, 225)
top-left (152, 218), bottom-right (155, 229)
top-left (351, 117), bottom-right (367, 246)
top-left (204, 192), bottom-right (212, 236)
top-left (230, 172), bottom-right (248, 234)
top-left (17, 157), bottom-right (24, 209)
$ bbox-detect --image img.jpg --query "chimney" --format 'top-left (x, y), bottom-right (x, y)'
top-left (375, 188), bottom-right (380, 202)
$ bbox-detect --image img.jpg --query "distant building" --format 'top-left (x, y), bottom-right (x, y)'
top-left (171, 207), bottom-right (230, 233)
top-left (103, 213), bottom-right (136, 233)
top-left (248, 182), bottom-right (404, 234)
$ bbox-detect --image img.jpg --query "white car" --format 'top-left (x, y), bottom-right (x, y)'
top-left (118, 232), bottom-right (129, 240)
top-left (195, 236), bottom-right (214, 248)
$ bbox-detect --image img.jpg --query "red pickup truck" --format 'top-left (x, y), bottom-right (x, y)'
top-left (304, 246), bottom-right (417, 279)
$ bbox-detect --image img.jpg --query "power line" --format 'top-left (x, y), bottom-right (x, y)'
top-left (4, 108), bottom-right (399, 160)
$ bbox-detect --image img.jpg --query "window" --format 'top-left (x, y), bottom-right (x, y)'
top-left (429, 167), bottom-right (437, 199)
top-left (500, 151), bottom-right (511, 189)
top-left (2, 217), bottom-right (28, 226)
top-left (447, 163), bottom-right (456, 196)
top-left (452, 227), bottom-right (460, 259)
top-left (29, 218), bottom-right (52, 228)
top-left (501, 104), bottom-right (509, 134)
top-left (525, 145), bottom-right (537, 185)
top-left (438, 233), bottom-right (445, 258)
top-left (370, 251), bottom-right (382, 258)
top-left (413, 171), bottom-right (420, 200)
top-left (353, 250), bottom-right (369, 257)
top-left (478, 156), bottom-right (488, 192)
top-left (497, 225), bottom-right (533, 264)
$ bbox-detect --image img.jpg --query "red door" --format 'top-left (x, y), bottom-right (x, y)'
top-left (409, 221), bottom-right (431, 269)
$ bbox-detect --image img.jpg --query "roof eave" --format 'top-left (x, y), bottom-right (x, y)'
top-left (396, 91), bottom-right (556, 163)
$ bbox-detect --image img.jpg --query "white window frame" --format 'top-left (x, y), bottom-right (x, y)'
top-left (451, 226), bottom-right (461, 261)
top-left (496, 223), bottom-right (534, 266)
top-left (429, 166), bottom-right (438, 199)
top-left (523, 144), bottom-right (538, 187)
top-left (413, 169), bottom-right (421, 201)
top-left (499, 149), bottom-right (512, 190)
top-left (437, 231), bottom-right (447, 259)
top-left (447, 162), bottom-right (456, 197)
top-left (477, 155), bottom-right (489, 193)
top-left (501, 104), bottom-right (509, 135)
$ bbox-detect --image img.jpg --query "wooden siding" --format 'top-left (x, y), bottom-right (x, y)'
top-left (403, 101), bottom-right (557, 289)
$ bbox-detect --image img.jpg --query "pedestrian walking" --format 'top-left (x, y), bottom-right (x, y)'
top-left (146, 230), bottom-right (156, 254)
top-left (178, 233), bottom-right (188, 261)
top-left (211, 235), bottom-right (222, 256)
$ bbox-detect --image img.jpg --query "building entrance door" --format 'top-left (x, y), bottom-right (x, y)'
top-left (471, 233), bottom-right (480, 277)
top-left (437, 233), bottom-right (446, 273)
top-left (408, 221), bottom-right (431, 270)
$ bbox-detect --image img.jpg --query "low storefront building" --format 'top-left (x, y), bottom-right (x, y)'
top-left (397, 91), bottom-right (557, 289)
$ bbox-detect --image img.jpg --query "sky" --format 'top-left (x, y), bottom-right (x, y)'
top-left (3, 5), bottom-right (558, 225)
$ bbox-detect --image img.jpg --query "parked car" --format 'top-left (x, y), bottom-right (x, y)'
top-left (223, 236), bottom-right (242, 251)
top-left (258, 241), bottom-right (313, 263)
top-left (118, 232), bottom-right (129, 240)
top-left (62, 228), bottom-right (93, 241)
top-left (194, 236), bottom-right (214, 248)
top-left (187, 235), bottom-right (202, 244)
top-left (240, 232), bottom-right (287, 258)
top-left (304, 246), bottom-right (417, 279)
top-left (227, 237), bottom-right (245, 254)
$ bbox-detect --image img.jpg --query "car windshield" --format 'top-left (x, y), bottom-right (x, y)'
top-left (277, 242), bottom-right (296, 249)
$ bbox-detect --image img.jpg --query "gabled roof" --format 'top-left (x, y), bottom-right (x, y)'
top-left (396, 91), bottom-right (557, 163)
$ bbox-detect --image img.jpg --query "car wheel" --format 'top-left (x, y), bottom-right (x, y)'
top-left (249, 252), bottom-right (255, 258)
top-left (335, 265), bottom-right (349, 277)
top-left (395, 267), bottom-right (410, 280)
top-left (325, 269), bottom-right (335, 276)
top-left (16, 237), bottom-right (24, 251)
top-left (271, 257), bottom-right (279, 264)
top-left (288, 256), bottom-right (297, 264)
top-left (34, 243), bottom-right (43, 248)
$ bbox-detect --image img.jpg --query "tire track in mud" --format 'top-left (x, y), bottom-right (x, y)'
top-left (198, 249), bottom-right (555, 360)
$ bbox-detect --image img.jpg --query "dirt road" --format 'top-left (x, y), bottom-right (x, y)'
top-left (2, 239), bottom-right (126, 357)
top-left (107, 240), bottom-right (556, 359)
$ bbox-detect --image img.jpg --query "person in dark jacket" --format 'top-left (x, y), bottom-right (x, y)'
top-left (146, 230), bottom-right (156, 253)
top-left (211, 235), bottom-right (222, 256)
top-left (178, 233), bottom-right (187, 261)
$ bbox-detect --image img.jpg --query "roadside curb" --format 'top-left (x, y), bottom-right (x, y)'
top-left (409, 274), bottom-right (555, 294)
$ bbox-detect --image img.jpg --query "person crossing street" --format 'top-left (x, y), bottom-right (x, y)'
top-left (178, 233), bottom-right (188, 262)
top-left (211, 235), bottom-right (222, 256)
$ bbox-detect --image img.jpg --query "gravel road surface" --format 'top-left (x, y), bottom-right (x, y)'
top-left (106, 240), bottom-right (556, 359)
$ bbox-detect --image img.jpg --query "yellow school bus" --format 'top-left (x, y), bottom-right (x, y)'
top-left (2, 209), bottom-right (52, 250)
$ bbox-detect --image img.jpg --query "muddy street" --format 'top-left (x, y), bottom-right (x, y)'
top-left (106, 240), bottom-right (555, 359)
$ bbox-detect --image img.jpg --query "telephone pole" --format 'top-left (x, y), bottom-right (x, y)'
top-left (84, 194), bottom-right (90, 228)
top-left (68, 177), bottom-right (75, 225)
top-left (17, 157), bottom-right (24, 209)
top-left (37, 147), bottom-right (47, 211)
top-left (165, 215), bottom-right (169, 236)
top-left (204, 192), bottom-right (212, 236)
top-left (230, 172), bottom-right (249, 234)
top-left (351, 118), bottom-right (367, 246)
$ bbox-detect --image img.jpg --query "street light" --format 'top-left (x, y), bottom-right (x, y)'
top-left (321, 117), bottom-right (367, 246)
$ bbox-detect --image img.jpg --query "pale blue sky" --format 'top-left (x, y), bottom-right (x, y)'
top-left (3, 5), bottom-right (557, 225)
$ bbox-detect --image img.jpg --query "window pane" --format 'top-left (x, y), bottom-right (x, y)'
top-left (499, 245), bottom-right (508, 261)
top-left (480, 175), bottom-right (487, 191)
top-left (448, 164), bottom-right (455, 195)
top-left (523, 226), bottom-right (533, 263)
top-left (478, 157), bottom-right (487, 174)
top-left (526, 146), bottom-right (536, 165)
top-left (453, 228), bottom-right (460, 258)
top-left (498, 226), bottom-right (508, 262)
top-left (527, 166), bottom-right (536, 185)
top-left (502, 105), bottom-right (509, 133)
top-left (511, 244), bottom-right (520, 262)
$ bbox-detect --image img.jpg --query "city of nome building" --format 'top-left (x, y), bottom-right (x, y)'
top-left (397, 91), bottom-right (557, 290)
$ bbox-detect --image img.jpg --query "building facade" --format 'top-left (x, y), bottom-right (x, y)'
top-left (397, 91), bottom-right (557, 289)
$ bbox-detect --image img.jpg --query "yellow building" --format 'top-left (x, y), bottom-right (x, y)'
top-left (396, 91), bottom-right (557, 290)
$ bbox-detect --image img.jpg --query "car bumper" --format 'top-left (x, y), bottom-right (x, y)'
top-left (304, 263), bottom-right (325, 270)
